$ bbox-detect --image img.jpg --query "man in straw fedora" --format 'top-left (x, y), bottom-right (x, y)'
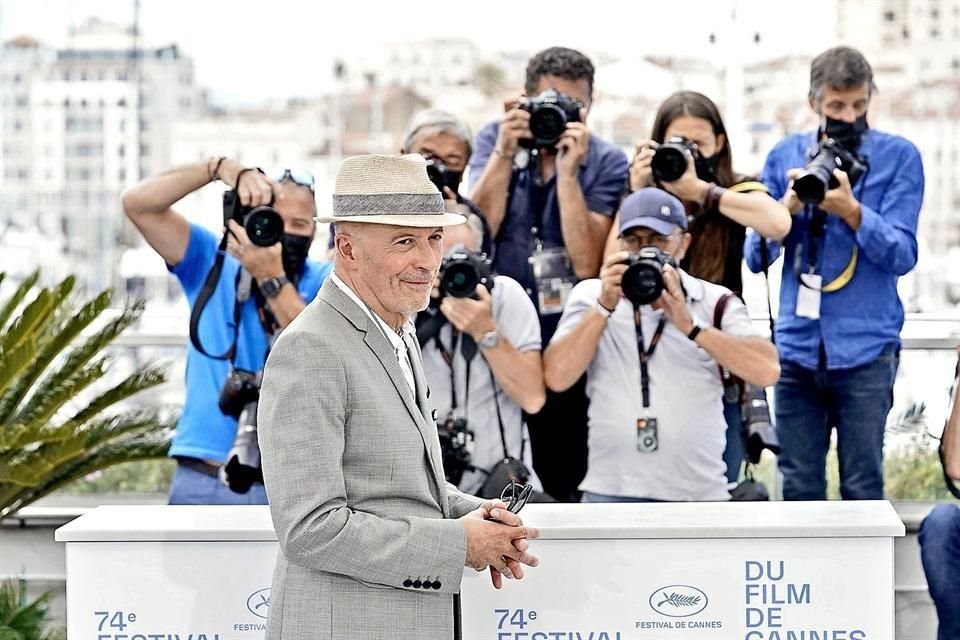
top-left (258, 154), bottom-right (540, 639)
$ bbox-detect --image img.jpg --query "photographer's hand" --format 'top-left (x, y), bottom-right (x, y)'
top-left (599, 251), bottom-right (629, 312)
top-left (629, 140), bottom-right (656, 192)
top-left (782, 169), bottom-right (805, 215)
top-left (662, 149), bottom-right (709, 204)
top-left (556, 122), bottom-right (590, 178)
top-left (234, 165), bottom-right (278, 208)
top-left (819, 168), bottom-right (862, 230)
top-left (495, 96), bottom-right (531, 159)
top-left (439, 285), bottom-right (496, 342)
top-left (225, 219), bottom-right (285, 281)
top-left (657, 264), bottom-right (695, 335)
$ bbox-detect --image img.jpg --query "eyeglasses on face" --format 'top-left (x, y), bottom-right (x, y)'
top-left (621, 232), bottom-right (679, 252)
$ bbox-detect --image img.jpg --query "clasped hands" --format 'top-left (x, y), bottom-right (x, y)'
top-left (461, 499), bottom-right (540, 589)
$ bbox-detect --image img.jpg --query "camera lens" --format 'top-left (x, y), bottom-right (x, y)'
top-left (245, 207), bottom-right (284, 247)
top-left (529, 105), bottom-right (567, 147)
top-left (442, 262), bottom-right (480, 298)
top-left (622, 260), bottom-right (664, 306)
top-left (651, 145), bottom-right (688, 182)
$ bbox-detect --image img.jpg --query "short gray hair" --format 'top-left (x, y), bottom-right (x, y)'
top-left (403, 109), bottom-right (473, 158)
top-left (808, 46), bottom-right (877, 103)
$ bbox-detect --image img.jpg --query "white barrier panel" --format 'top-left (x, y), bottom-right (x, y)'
top-left (56, 501), bottom-right (903, 640)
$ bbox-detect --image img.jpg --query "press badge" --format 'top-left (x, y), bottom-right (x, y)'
top-left (637, 417), bottom-right (659, 453)
top-left (796, 273), bottom-right (822, 319)
top-left (529, 246), bottom-right (576, 315)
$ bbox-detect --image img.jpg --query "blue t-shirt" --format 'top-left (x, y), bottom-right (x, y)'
top-left (744, 128), bottom-right (924, 370)
top-left (469, 120), bottom-right (628, 340)
top-left (169, 223), bottom-right (332, 461)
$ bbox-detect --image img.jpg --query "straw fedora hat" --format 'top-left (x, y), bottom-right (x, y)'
top-left (314, 154), bottom-right (466, 227)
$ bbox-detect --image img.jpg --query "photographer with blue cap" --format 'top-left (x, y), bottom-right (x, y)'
top-left (544, 188), bottom-right (779, 502)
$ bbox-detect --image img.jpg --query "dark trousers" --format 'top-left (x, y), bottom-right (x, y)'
top-left (920, 504), bottom-right (960, 640)
top-left (525, 375), bottom-right (589, 503)
top-left (774, 345), bottom-right (899, 500)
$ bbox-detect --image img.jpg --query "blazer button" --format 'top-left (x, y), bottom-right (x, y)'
top-left (403, 579), bottom-right (413, 588)
top-left (431, 409), bottom-right (438, 420)
top-left (413, 580), bottom-right (422, 589)
top-left (432, 581), bottom-right (442, 589)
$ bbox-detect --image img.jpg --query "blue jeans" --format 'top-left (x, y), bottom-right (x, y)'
top-left (722, 395), bottom-right (745, 483)
top-left (580, 491), bottom-right (661, 503)
top-left (919, 504), bottom-right (960, 640)
top-left (774, 345), bottom-right (898, 500)
top-left (168, 464), bottom-right (268, 505)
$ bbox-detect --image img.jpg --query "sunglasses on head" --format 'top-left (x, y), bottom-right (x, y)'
top-left (266, 168), bottom-right (315, 191)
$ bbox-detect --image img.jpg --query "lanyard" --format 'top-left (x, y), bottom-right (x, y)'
top-left (634, 307), bottom-right (668, 409)
top-left (434, 329), bottom-right (475, 415)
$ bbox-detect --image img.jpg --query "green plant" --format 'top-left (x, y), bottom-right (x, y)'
top-left (0, 579), bottom-right (61, 640)
top-left (0, 271), bottom-right (177, 518)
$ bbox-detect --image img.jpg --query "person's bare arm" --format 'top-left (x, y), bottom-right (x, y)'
top-left (121, 157), bottom-right (270, 265)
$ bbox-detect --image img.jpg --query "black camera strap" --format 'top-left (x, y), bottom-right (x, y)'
top-left (633, 307), bottom-right (667, 410)
top-left (189, 234), bottom-right (243, 360)
top-left (435, 325), bottom-right (517, 463)
top-left (795, 155), bottom-right (870, 293)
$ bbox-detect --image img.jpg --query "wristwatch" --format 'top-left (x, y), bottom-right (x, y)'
top-left (478, 329), bottom-right (501, 350)
top-left (259, 275), bottom-right (290, 299)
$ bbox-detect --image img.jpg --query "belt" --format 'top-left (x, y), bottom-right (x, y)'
top-left (174, 456), bottom-right (221, 478)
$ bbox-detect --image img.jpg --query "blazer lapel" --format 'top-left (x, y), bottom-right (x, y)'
top-left (320, 280), bottom-right (447, 511)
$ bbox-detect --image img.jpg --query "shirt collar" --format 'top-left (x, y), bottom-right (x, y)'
top-left (330, 271), bottom-right (408, 348)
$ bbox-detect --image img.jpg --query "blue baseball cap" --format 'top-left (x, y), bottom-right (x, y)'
top-left (618, 188), bottom-right (688, 236)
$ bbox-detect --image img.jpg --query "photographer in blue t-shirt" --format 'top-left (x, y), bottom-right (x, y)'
top-left (122, 157), bottom-right (331, 505)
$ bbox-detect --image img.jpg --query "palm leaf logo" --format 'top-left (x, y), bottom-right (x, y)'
top-left (657, 591), bottom-right (702, 608)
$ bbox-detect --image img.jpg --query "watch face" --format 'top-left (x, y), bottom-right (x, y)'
top-left (480, 331), bottom-right (500, 349)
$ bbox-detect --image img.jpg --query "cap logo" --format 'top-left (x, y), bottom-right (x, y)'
top-left (661, 205), bottom-right (672, 217)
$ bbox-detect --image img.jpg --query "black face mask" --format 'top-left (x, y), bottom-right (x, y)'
top-left (694, 152), bottom-right (720, 184)
top-left (281, 233), bottom-right (313, 283)
top-left (823, 114), bottom-right (869, 151)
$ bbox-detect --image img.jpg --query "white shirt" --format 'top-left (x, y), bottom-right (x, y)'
top-left (330, 271), bottom-right (416, 394)
top-left (553, 270), bottom-right (758, 502)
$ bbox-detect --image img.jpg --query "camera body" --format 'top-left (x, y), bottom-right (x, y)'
top-left (651, 136), bottom-right (699, 183)
top-left (519, 89), bottom-right (581, 149)
top-left (742, 384), bottom-right (780, 464)
top-left (218, 368), bottom-right (260, 419)
top-left (622, 246), bottom-right (677, 306)
top-left (218, 368), bottom-right (265, 494)
top-left (424, 158), bottom-right (462, 195)
top-left (436, 250), bottom-right (494, 302)
top-left (223, 190), bottom-right (285, 247)
top-left (437, 415), bottom-right (475, 486)
top-left (792, 139), bottom-right (868, 205)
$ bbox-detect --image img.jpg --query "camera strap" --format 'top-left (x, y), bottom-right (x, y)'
top-left (189, 234), bottom-right (243, 360)
top-left (435, 325), bottom-right (518, 462)
top-left (633, 307), bottom-right (667, 410)
top-left (796, 159), bottom-right (870, 293)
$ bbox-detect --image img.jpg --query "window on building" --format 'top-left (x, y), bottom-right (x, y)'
top-left (931, 27), bottom-right (940, 39)
top-left (118, 144), bottom-right (125, 157)
top-left (883, 10), bottom-right (896, 21)
top-left (931, 7), bottom-right (940, 18)
top-left (118, 97), bottom-right (127, 107)
top-left (139, 119), bottom-right (148, 132)
top-left (139, 143), bottom-right (149, 157)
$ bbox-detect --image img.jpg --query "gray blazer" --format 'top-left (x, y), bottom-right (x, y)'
top-left (258, 278), bottom-right (482, 640)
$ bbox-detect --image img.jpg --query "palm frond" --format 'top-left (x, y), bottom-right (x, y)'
top-left (0, 270), bottom-right (38, 334)
top-left (70, 364), bottom-right (168, 425)
top-left (10, 357), bottom-right (109, 429)
top-left (0, 579), bottom-right (53, 639)
top-left (0, 424), bottom-right (173, 518)
top-left (0, 290), bottom-right (116, 425)
top-left (0, 337), bottom-right (38, 401)
top-left (0, 273), bottom-right (172, 518)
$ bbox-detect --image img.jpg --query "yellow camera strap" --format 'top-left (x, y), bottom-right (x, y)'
top-left (821, 245), bottom-right (858, 292)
